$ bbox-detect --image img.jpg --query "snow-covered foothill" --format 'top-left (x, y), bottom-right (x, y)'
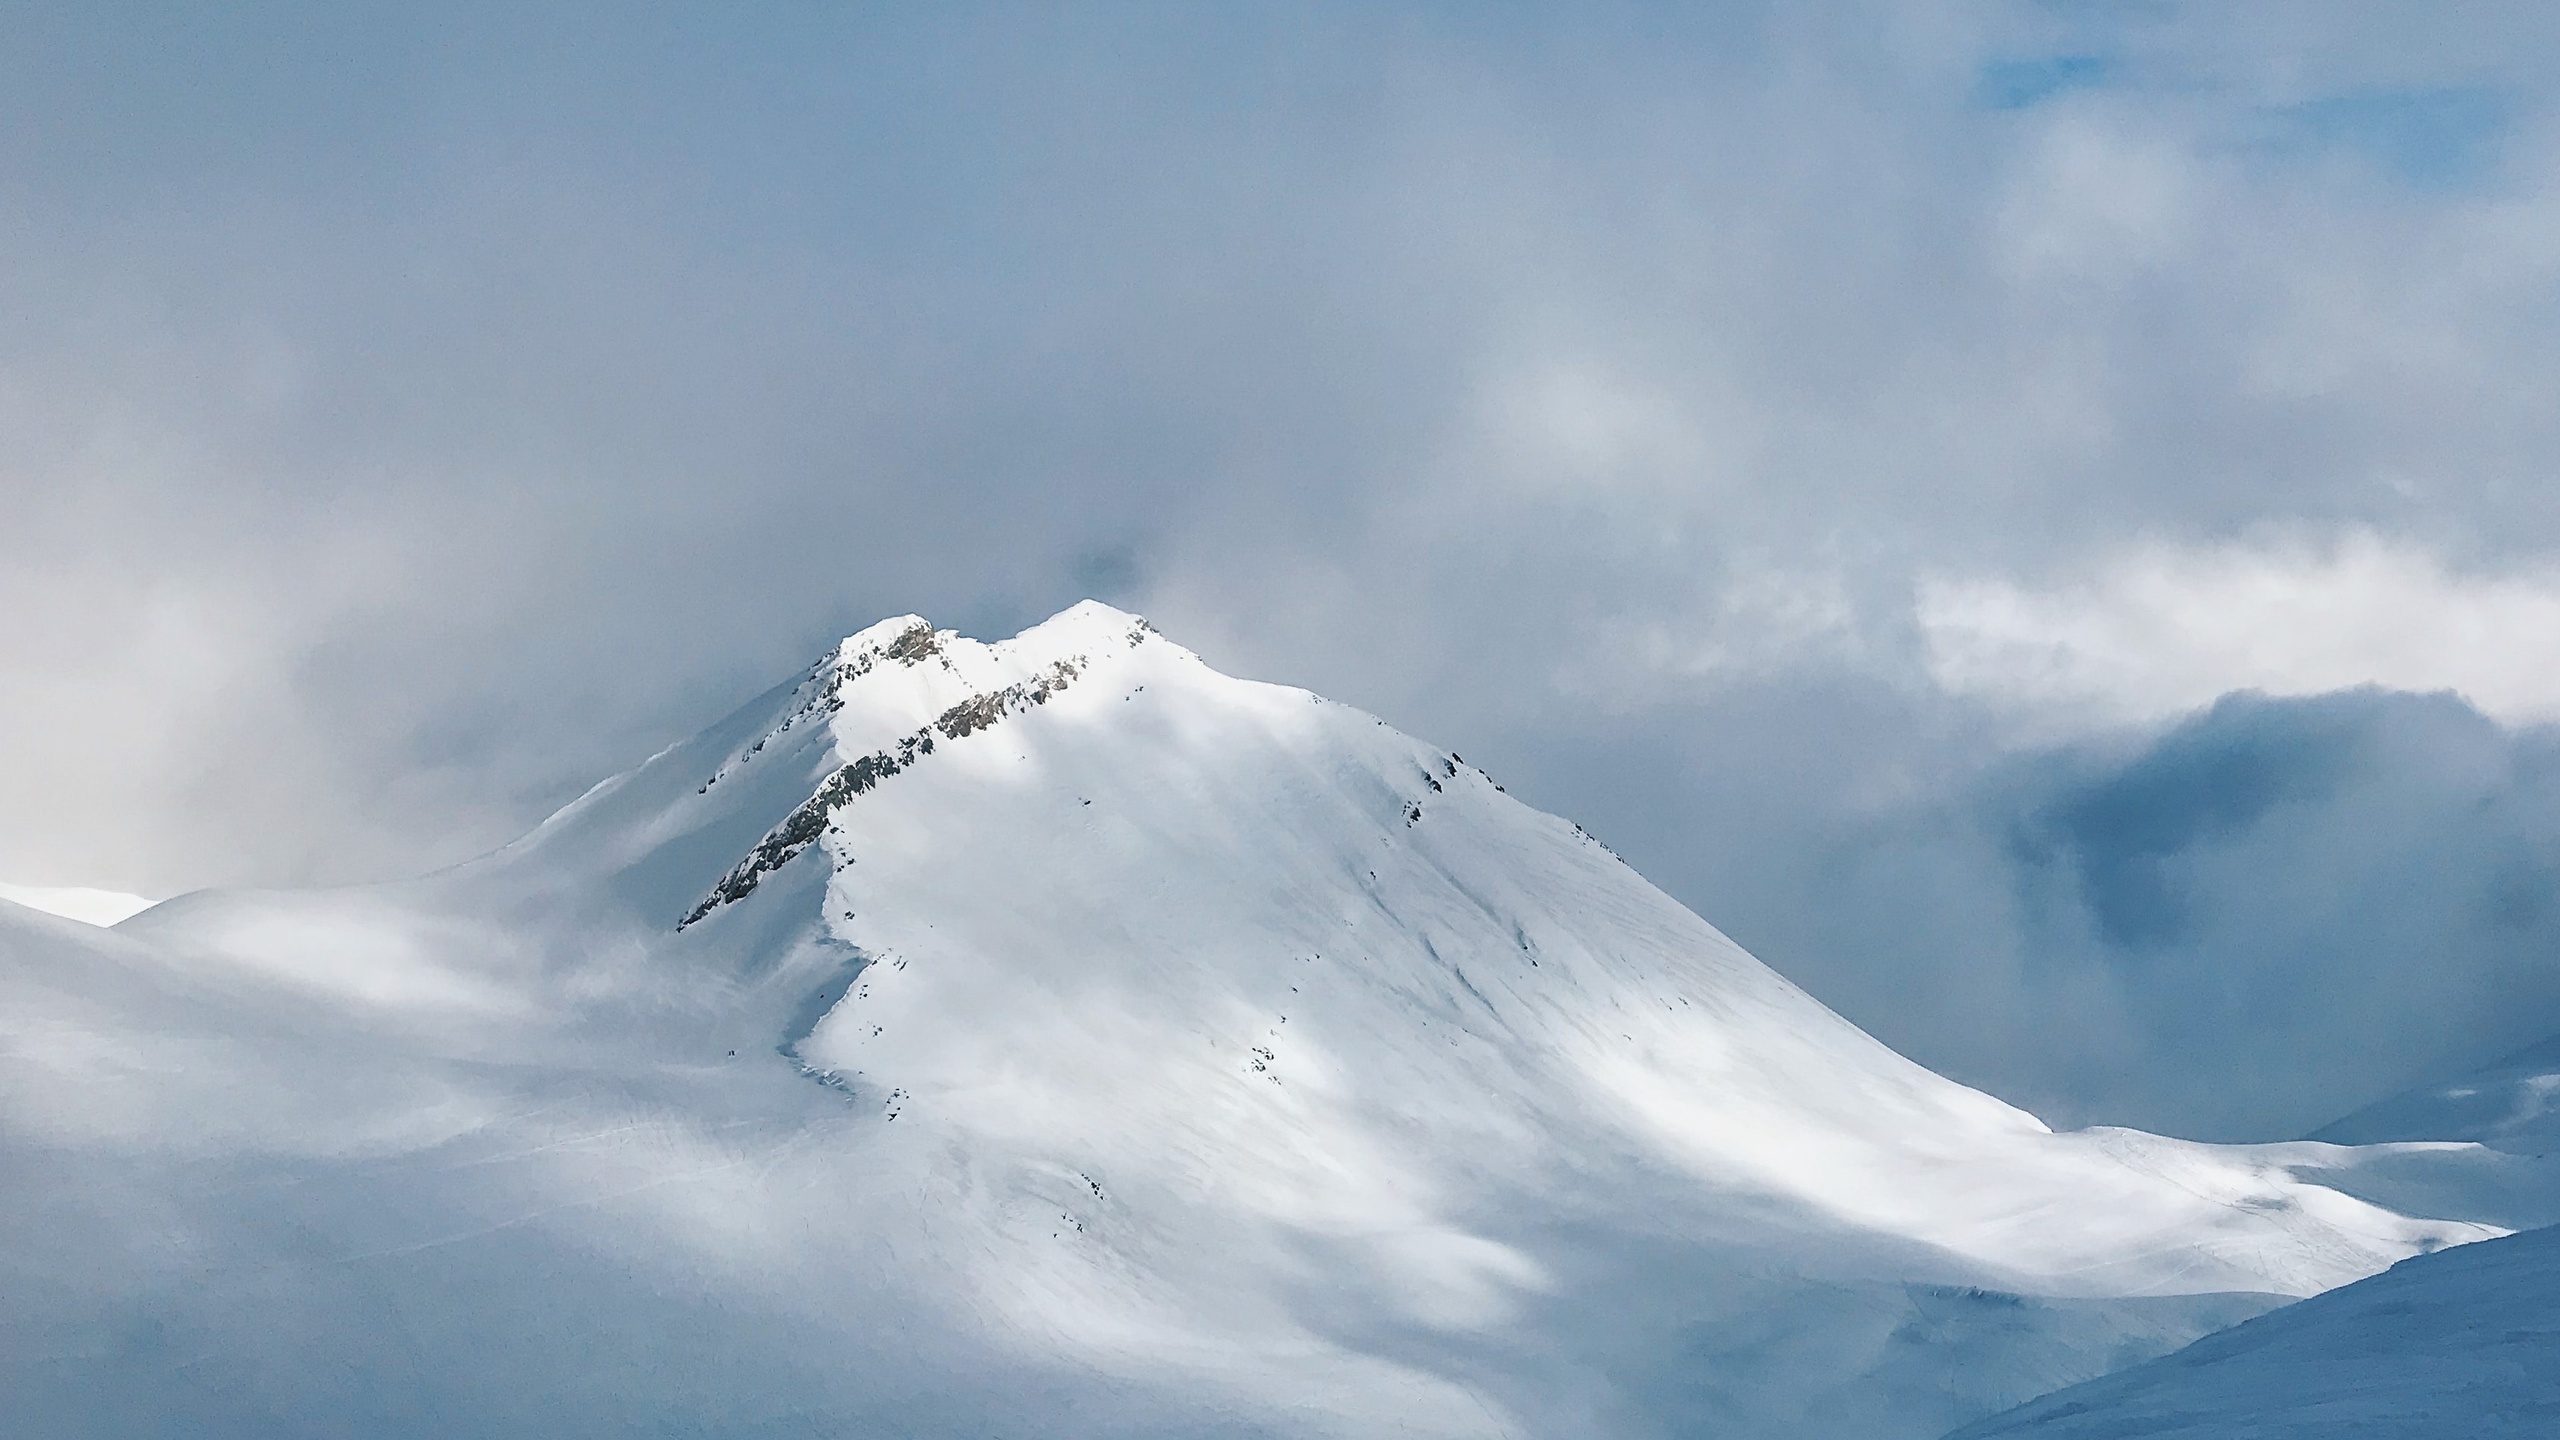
top-left (0, 603), bottom-right (2511, 1439)
top-left (2238, 1033), bottom-right (2560, 1240)
top-left (1944, 1220), bottom-right (2560, 1439)
top-left (1938, 1018), bottom-right (2560, 1432)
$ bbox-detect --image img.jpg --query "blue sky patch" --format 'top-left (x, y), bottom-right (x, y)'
top-left (2263, 86), bottom-right (2508, 188)
top-left (1976, 54), bottom-right (2114, 110)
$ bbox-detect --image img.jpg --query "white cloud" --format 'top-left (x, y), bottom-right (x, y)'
top-left (1610, 567), bottom-right (1865, 684)
top-left (1481, 360), bottom-right (1709, 492)
top-left (1997, 114), bottom-right (2205, 280)
top-left (1919, 530), bottom-right (2560, 724)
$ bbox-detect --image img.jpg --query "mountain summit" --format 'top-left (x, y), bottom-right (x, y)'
top-left (0, 603), bottom-right (2500, 1439)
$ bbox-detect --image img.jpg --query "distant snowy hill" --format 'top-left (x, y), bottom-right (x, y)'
top-left (0, 603), bottom-right (2507, 1439)
top-left (2318, 1033), bottom-right (2560, 1155)
top-left (1944, 1221), bottom-right (2560, 1439)
top-left (2267, 1034), bottom-right (2560, 1240)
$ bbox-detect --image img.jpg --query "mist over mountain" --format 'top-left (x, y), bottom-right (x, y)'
top-left (13, 1), bottom-right (2560, 1160)
top-left (9, 6), bottom-right (2560, 1433)
top-left (1572, 685), bottom-right (2560, 1142)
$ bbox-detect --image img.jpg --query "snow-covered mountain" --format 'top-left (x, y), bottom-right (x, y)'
top-left (0, 603), bottom-right (2506, 1439)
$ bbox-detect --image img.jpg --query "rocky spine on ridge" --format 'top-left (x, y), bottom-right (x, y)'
top-left (679, 653), bottom-right (1089, 927)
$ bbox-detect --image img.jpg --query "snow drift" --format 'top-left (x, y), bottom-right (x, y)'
top-left (0, 603), bottom-right (2504, 1439)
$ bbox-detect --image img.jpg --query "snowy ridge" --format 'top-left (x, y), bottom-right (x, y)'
top-left (0, 602), bottom-right (2515, 1440)
top-left (680, 615), bottom-right (1106, 925)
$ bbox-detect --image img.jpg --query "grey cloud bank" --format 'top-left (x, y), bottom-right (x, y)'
top-left (7, 1), bottom-right (2560, 1138)
top-left (1625, 686), bottom-right (2560, 1141)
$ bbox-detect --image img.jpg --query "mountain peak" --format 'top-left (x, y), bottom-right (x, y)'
top-left (673, 603), bottom-right (1182, 927)
top-left (831, 600), bottom-right (1165, 681)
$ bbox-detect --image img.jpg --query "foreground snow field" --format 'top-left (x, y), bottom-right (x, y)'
top-left (0, 604), bottom-right (2508, 1438)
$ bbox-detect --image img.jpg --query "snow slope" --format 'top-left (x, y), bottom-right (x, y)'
top-left (0, 603), bottom-right (2505, 1439)
top-left (1943, 1220), bottom-right (2560, 1439)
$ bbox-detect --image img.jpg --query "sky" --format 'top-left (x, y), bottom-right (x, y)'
top-left (7, 0), bottom-right (2560, 1140)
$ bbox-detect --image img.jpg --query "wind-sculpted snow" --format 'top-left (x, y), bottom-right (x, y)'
top-left (0, 602), bottom-right (2511, 1439)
